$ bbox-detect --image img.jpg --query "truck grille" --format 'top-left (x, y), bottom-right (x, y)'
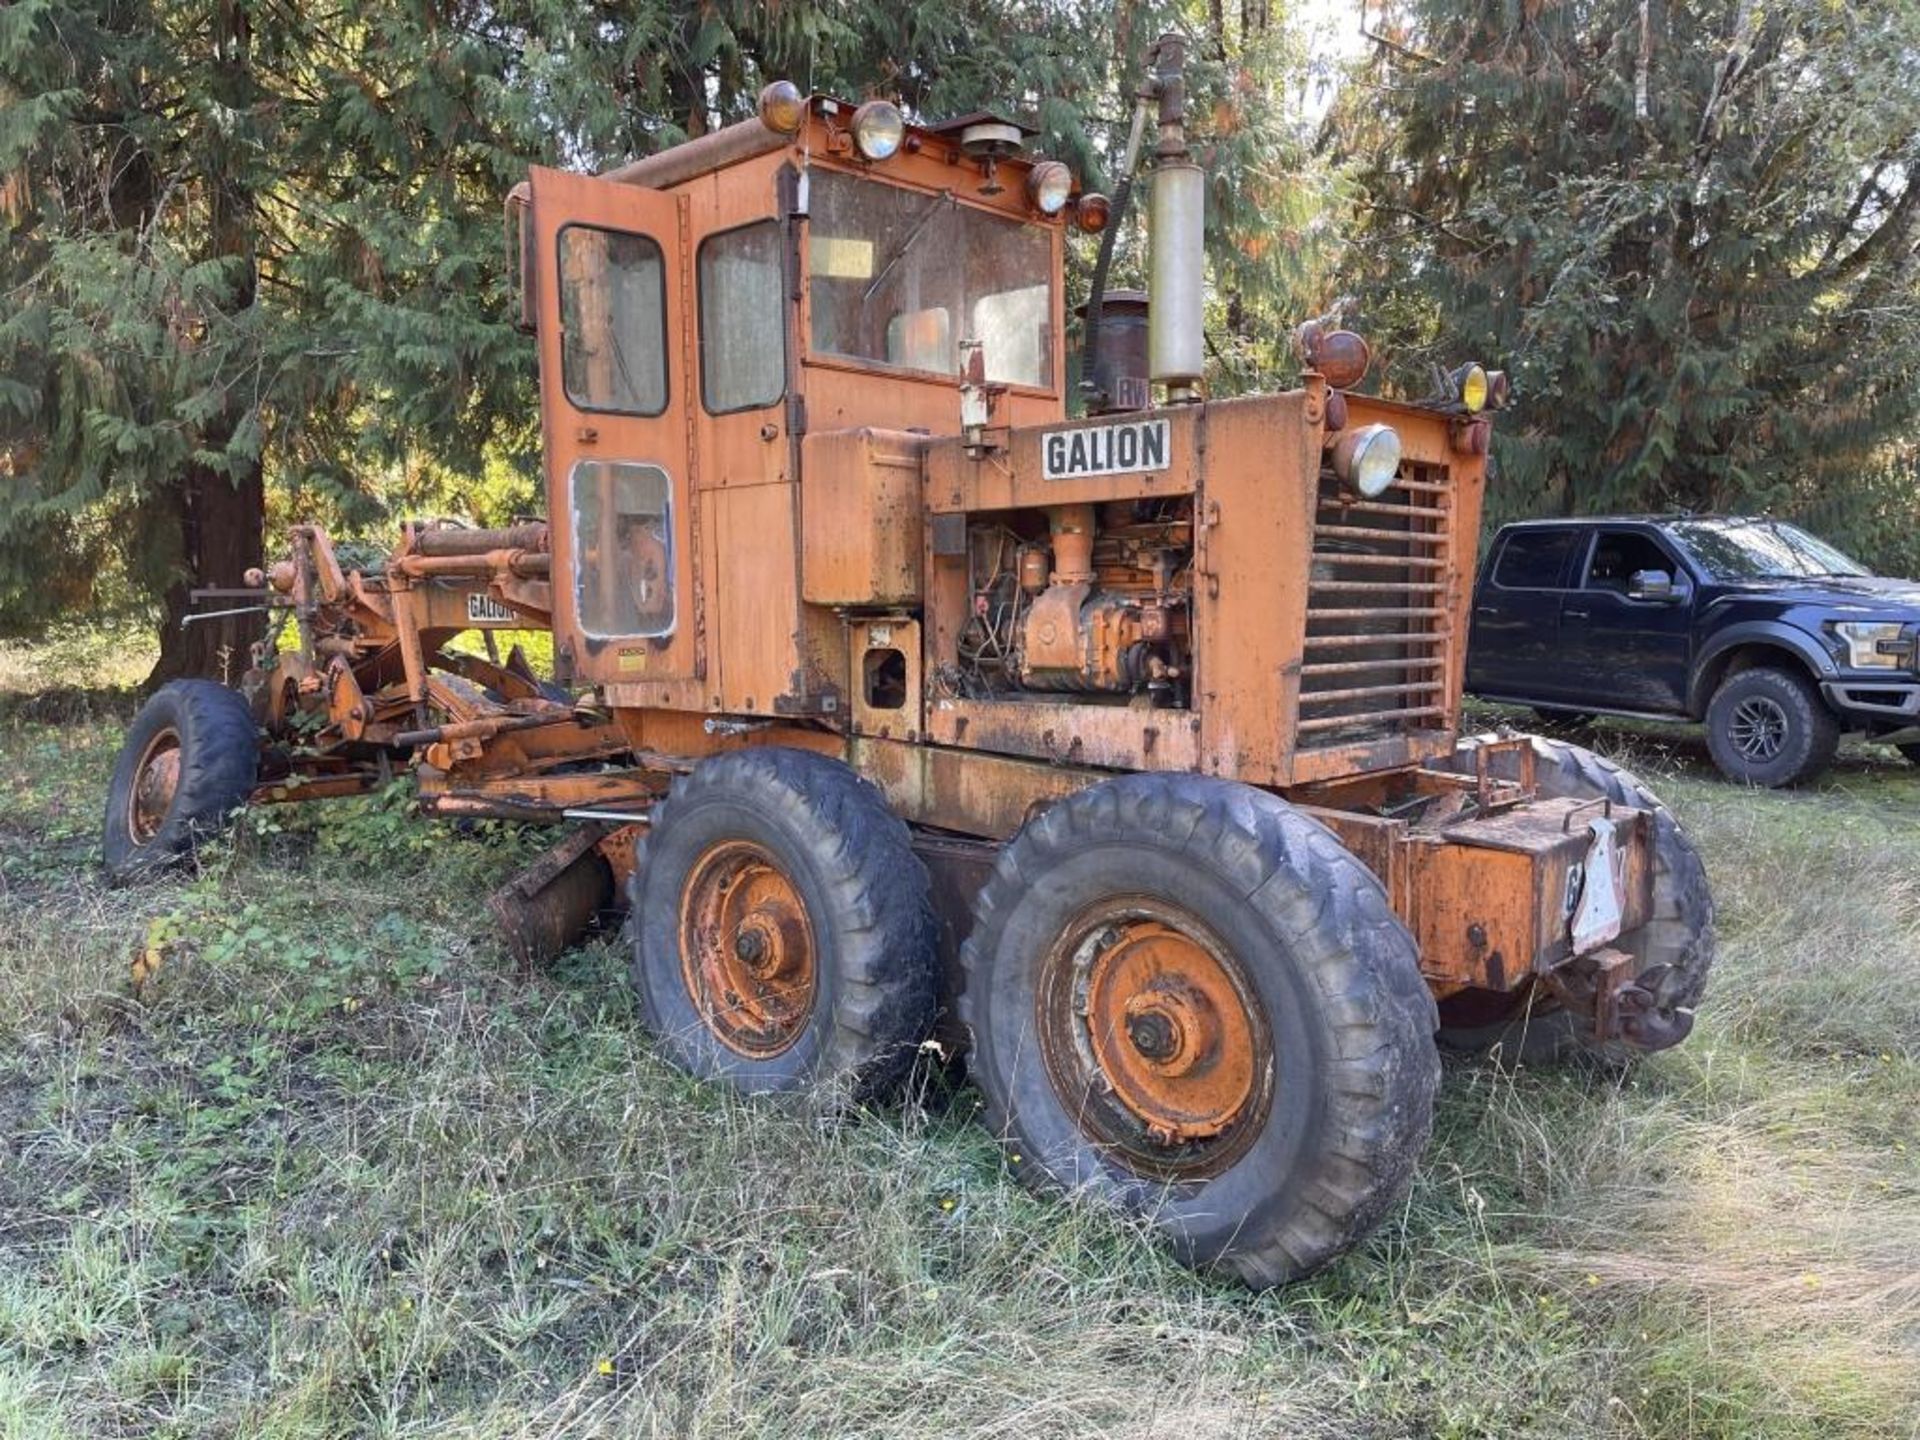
top-left (1298, 461), bottom-right (1454, 748)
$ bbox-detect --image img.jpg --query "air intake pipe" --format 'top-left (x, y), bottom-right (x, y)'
top-left (1145, 35), bottom-right (1203, 402)
top-left (1079, 33), bottom-right (1203, 410)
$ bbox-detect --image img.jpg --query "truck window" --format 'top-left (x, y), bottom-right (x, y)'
top-left (558, 226), bottom-right (667, 416)
top-left (699, 222), bottom-right (786, 413)
top-left (1584, 531), bottom-right (1674, 593)
top-left (1493, 529), bottom-right (1578, 590)
top-left (806, 170), bottom-right (1053, 388)
top-left (571, 460), bottom-right (674, 638)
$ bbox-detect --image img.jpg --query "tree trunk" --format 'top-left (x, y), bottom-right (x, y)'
top-left (147, 452), bottom-right (265, 687)
top-left (146, 0), bottom-right (263, 689)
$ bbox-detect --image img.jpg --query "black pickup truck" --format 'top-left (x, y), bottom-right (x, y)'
top-left (1466, 516), bottom-right (1920, 786)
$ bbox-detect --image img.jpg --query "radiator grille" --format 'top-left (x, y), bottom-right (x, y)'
top-left (1298, 461), bottom-right (1454, 748)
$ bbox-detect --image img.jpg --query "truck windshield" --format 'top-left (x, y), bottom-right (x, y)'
top-left (806, 169), bottom-right (1053, 388)
top-left (1668, 519), bottom-right (1872, 580)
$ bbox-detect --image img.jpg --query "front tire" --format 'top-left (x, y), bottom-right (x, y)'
top-left (103, 680), bottom-right (259, 881)
top-left (628, 747), bottom-right (937, 1099)
top-left (1705, 666), bottom-right (1838, 787)
top-left (1435, 735), bottom-right (1715, 1064)
top-left (958, 774), bottom-right (1439, 1288)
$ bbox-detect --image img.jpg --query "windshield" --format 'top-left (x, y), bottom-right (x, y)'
top-left (1668, 519), bottom-right (1872, 581)
top-left (806, 169), bottom-right (1054, 388)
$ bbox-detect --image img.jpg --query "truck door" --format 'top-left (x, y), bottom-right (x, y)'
top-left (528, 166), bottom-right (698, 693)
top-left (1467, 526), bottom-right (1582, 702)
top-left (1556, 527), bottom-right (1694, 713)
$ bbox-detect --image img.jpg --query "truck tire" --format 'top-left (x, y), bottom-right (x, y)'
top-left (628, 747), bottom-right (937, 1099)
top-left (958, 773), bottom-right (1439, 1288)
top-left (1704, 665), bottom-right (1838, 787)
top-left (1434, 735), bottom-right (1715, 1065)
top-left (103, 680), bottom-right (259, 881)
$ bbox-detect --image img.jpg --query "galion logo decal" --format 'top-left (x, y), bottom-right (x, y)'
top-left (1041, 418), bottom-right (1171, 480)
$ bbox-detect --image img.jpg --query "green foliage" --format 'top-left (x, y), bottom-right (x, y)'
top-left (2, 0), bottom-right (1335, 652)
top-left (1337, 0), bottom-right (1920, 538)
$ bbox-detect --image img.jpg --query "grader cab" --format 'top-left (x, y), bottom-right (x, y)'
top-left (106, 36), bottom-right (1713, 1287)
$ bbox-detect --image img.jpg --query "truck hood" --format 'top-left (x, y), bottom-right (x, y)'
top-left (1714, 575), bottom-right (1920, 614)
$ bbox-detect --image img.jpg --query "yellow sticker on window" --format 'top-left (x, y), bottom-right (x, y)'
top-left (809, 235), bottom-right (875, 280)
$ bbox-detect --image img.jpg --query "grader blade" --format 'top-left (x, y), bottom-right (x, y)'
top-left (486, 824), bottom-right (617, 967)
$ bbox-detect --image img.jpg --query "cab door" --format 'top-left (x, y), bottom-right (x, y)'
top-left (529, 166), bottom-right (699, 694)
top-left (1556, 527), bottom-right (1694, 713)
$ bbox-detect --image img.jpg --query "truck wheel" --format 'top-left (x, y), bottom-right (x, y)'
top-left (1435, 735), bottom-right (1715, 1065)
top-left (628, 748), bottom-right (937, 1099)
top-left (1704, 666), bottom-right (1838, 787)
top-left (102, 680), bottom-right (259, 882)
top-left (958, 773), bottom-right (1439, 1288)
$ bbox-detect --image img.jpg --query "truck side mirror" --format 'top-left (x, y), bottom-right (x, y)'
top-left (1628, 568), bottom-right (1679, 603)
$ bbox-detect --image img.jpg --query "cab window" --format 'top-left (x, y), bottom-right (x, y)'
top-left (806, 170), bottom-right (1053, 388)
top-left (699, 222), bottom-right (786, 413)
top-left (571, 460), bottom-right (673, 638)
top-left (1493, 528), bottom-right (1578, 590)
top-left (1583, 530), bottom-right (1675, 593)
top-left (558, 226), bottom-right (667, 416)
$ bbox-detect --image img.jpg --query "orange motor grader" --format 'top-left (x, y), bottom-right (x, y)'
top-left (106, 36), bottom-right (1713, 1287)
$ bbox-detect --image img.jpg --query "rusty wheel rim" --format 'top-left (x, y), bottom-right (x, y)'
top-left (1038, 899), bottom-right (1274, 1178)
top-left (678, 840), bottom-right (818, 1058)
top-left (127, 728), bottom-right (183, 845)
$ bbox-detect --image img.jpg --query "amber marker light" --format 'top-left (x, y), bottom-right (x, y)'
top-left (1452, 362), bottom-right (1489, 413)
top-left (758, 80), bottom-right (806, 136)
top-left (1027, 160), bottom-right (1072, 215)
top-left (852, 100), bottom-right (906, 160)
top-left (1072, 192), bottom-right (1111, 233)
top-left (1312, 330), bottom-right (1372, 390)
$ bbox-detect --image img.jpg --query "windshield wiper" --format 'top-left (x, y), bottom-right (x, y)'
top-left (863, 191), bottom-right (955, 303)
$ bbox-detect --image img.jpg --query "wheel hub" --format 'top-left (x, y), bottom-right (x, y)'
top-left (128, 728), bottom-right (183, 844)
top-left (1039, 902), bottom-right (1273, 1176)
top-left (678, 841), bottom-right (817, 1057)
top-left (1729, 696), bottom-right (1788, 762)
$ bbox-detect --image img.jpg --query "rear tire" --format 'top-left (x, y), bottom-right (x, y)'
top-left (1705, 666), bottom-right (1838, 787)
top-left (958, 773), bottom-right (1439, 1288)
top-left (103, 680), bottom-right (259, 881)
top-left (628, 747), bottom-right (937, 1099)
top-left (1434, 735), bottom-right (1715, 1065)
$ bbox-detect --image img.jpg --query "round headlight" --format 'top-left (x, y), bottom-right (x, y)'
top-left (1073, 191), bottom-right (1111, 233)
top-left (1331, 423), bottom-right (1402, 498)
top-left (1485, 369), bottom-right (1512, 409)
top-left (1453, 362), bottom-right (1489, 413)
top-left (757, 80), bottom-right (806, 136)
top-left (852, 100), bottom-right (905, 161)
top-left (1027, 160), bottom-right (1072, 215)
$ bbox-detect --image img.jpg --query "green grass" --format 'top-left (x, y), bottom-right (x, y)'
top-left (2, 634), bottom-right (1917, 1438)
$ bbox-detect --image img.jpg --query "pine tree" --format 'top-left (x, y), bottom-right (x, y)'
top-left (1334, 0), bottom-right (1920, 544)
top-left (2, 0), bottom-right (1324, 679)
